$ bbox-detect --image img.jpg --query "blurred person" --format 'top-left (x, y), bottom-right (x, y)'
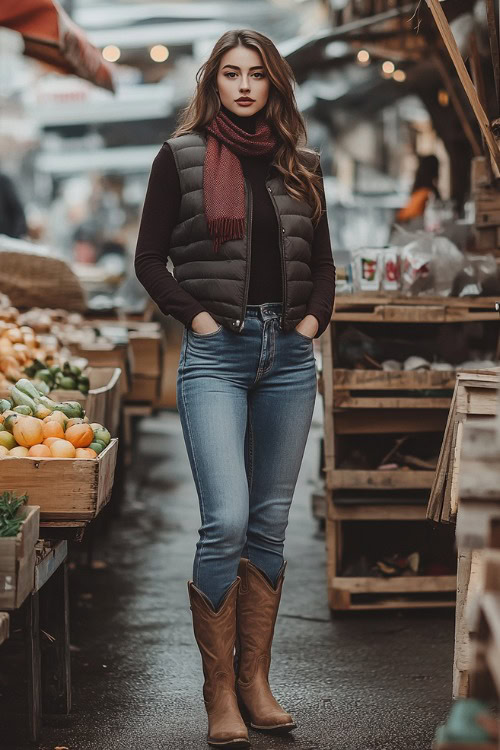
top-left (0, 171), bottom-right (27, 239)
top-left (135, 29), bottom-right (335, 747)
top-left (396, 154), bottom-right (441, 223)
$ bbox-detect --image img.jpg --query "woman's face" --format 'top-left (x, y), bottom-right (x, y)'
top-left (216, 45), bottom-right (270, 117)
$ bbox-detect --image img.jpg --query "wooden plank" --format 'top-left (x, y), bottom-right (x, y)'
top-left (328, 469), bottom-right (435, 490)
top-left (328, 503), bottom-right (427, 521)
top-left (333, 409), bottom-right (448, 435)
top-left (331, 598), bottom-right (456, 611)
top-left (333, 394), bottom-right (452, 409)
top-left (332, 574), bottom-right (457, 594)
top-left (0, 611), bottom-right (9, 645)
top-left (0, 506), bottom-right (39, 610)
top-left (457, 502), bottom-right (500, 550)
top-left (333, 369), bottom-right (456, 390)
top-left (456, 386), bottom-right (499, 416)
top-left (0, 440), bottom-right (118, 521)
top-left (427, 386), bottom-right (457, 522)
top-left (425, 0), bottom-right (500, 171)
top-left (333, 294), bottom-right (500, 310)
top-left (453, 546), bottom-right (472, 698)
top-left (34, 541), bottom-right (67, 592)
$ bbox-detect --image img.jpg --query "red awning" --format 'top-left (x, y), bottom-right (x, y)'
top-left (0, 0), bottom-right (115, 92)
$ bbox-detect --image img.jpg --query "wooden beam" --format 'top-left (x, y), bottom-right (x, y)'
top-left (469, 31), bottom-right (496, 182)
top-left (425, 0), bottom-right (500, 170)
top-left (485, 0), bottom-right (500, 113)
top-left (433, 53), bottom-right (482, 157)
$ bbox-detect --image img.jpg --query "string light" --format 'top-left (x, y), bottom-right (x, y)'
top-left (393, 69), bottom-right (406, 83)
top-left (357, 50), bottom-right (370, 64)
top-left (382, 60), bottom-right (395, 75)
top-left (102, 45), bottom-right (121, 62)
top-left (150, 45), bottom-right (169, 63)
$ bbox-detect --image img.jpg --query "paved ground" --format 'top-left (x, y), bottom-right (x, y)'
top-left (0, 405), bottom-right (455, 750)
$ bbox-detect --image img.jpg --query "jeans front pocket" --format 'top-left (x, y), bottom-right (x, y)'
top-left (189, 324), bottom-right (223, 339)
top-left (292, 327), bottom-right (314, 343)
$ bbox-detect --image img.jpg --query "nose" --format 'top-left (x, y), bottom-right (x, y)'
top-left (239, 77), bottom-right (250, 93)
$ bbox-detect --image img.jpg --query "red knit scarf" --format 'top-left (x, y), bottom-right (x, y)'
top-left (204, 109), bottom-right (277, 252)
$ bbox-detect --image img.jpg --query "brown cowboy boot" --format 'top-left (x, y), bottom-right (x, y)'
top-left (188, 578), bottom-right (250, 748)
top-left (236, 558), bottom-right (296, 733)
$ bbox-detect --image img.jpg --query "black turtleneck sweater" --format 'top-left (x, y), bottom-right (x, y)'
top-left (135, 106), bottom-right (335, 336)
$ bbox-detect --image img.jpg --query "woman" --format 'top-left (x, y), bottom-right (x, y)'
top-left (135, 29), bottom-right (335, 748)
top-left (396, 154), bottom-right (441, 223)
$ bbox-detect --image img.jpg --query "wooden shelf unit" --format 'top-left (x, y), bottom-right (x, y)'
top-left (320, 295), bottom-right (499, 612)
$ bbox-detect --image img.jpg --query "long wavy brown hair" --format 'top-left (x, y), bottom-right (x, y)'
top-left (173, 29), bottom-right (323, 225)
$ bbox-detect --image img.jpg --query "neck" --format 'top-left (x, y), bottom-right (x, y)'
top-left (220, 103), bottom-right (259, 135)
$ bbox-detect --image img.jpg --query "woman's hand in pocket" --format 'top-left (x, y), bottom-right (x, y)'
top-left (191, 312), bottom-right (220, 335)
top-left (295, 314), bottom-right (319, 339)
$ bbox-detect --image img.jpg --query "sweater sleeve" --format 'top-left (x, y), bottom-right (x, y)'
top-left (134, 143), bottom-right (207, 328)
top-left (305, 162), bottom-right (336, 338)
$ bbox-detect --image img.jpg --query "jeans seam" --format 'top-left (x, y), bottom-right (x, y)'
top-left (247, 401), bottom-right (255, 497)
top-left (181, 337), bottom-right (206, 586)
top-left (261, 319), bottom-right (276, 376)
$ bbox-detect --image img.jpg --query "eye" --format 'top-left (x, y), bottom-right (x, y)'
top-left (253, 72), bottom-right (266, 79)
top-left (224, 72), bottom-right (238, 78)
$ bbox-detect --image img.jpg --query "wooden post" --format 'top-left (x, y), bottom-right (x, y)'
top-left (425, 0), bottom-right (500, 171)
top-left (25, 592), bottom-right (42, 743)
top-left (485, 0), bottom-right (500, 113)
top-left (39, 560), bottom-right (71, 714)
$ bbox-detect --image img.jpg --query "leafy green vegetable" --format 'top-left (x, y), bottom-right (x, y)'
top-left (0, 491), bottom-right (28, 537)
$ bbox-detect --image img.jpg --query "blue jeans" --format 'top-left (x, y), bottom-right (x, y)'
top-left (176, 303), bottom-right (317, 609)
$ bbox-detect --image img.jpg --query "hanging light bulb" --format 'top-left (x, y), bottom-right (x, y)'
top-left (357, 50), bottom-right (370, 64)
top-left (393, 70), bottom-right (406, 83)
top-left (150, 45), bottom-right (169, 63)
top-left (102, 45), bottom-right (121, 62)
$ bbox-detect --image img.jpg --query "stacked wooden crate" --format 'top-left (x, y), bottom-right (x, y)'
top-left (320, 294), bottom-right (499, 612)
top-left (0, 506), bottom-right (40, 610)
top-left (432, 374), bottom-right (500, 699)
top-left (471, 156), bottom-right (500, 253)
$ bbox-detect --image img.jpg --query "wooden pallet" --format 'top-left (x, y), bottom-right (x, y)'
top-left (427, 370), bottom-right (499, 524)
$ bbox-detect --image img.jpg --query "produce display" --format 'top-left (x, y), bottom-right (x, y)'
top-left (0, 378), bottom-right (111, 459)
top-left (0, 299), bottom-right (89, 393)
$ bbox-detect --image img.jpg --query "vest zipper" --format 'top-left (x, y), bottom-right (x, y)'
top-left (238, 178), bottom-right (253, 332)
top-left (266, 182), bottom-right (287, 330)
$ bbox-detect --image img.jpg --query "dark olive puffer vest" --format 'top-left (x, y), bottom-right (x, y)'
top-left (166, 132), bottom-right (315, 333)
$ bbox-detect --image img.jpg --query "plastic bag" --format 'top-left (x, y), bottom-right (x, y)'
top-left (400, 232), bottom-right (465, 296)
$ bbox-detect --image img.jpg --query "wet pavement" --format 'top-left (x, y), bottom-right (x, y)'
top-left (0, 406), bottom-right (455, 750)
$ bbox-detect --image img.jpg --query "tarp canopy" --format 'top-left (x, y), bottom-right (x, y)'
top-left (0, 0), bottom-right (115, 92)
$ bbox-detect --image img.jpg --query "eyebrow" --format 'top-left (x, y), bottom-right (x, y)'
top-left (221, 65), bottom-right (264, 71)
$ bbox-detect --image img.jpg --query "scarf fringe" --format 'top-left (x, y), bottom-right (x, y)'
top-left (207, 217), bottom-right (245, 253)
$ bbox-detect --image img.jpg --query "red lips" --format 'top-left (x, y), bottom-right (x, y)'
top-left (236, 97), bottom-right (255, 102)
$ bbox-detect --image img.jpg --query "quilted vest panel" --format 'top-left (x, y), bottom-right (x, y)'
top-left (167, 132), bottom-right (315, 332)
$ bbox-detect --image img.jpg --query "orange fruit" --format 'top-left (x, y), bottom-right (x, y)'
top-left (42, 421), bottom-right (65, 440)
top-left (9, 446), bottom-right (29, 457)
top-left (43, 437), bottom-right (60, 447)
top-left (49, 439), bottom-right (76, 458)
top-left (75, 447), bottom-right (97, 459)
top-left (43, 411), bottom-right (67, 428)
top-left (28, 444), bottom-right (52, 457)
top-left (65, 424), bottom-right (94, 448)
top-left (13, 416), bottom-right (43, 447)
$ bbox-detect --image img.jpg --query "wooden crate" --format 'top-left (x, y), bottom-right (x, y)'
top-left (124, 375), bottom-right (160, 404)
top-left (0, 441), bottom-right (118, 521)
top-left (74, 343), bottom-right (131, 395)
top-left (326, 498), bottom-right (456, 611)
top-left (51, 366), bottom-right (122, 435)
top-left (0, 505), bottom-right (39, 610)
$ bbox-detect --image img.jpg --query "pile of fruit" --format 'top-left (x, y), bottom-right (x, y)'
top-left (25, 360), bottom-right (89, 395)
top-left (0, 379), bottom-right (111, 459)
top-left (0, 300), bottom-right (88, 392)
